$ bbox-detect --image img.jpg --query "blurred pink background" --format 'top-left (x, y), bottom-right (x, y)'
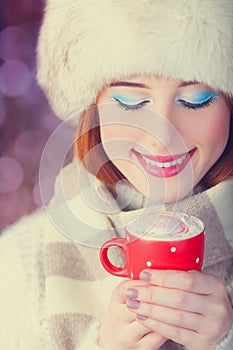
top-left (0, 0), bottom-right (73, 229)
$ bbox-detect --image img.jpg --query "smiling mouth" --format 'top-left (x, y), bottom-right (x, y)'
top-left (132, 149), bottom-right (196, 178)
top-left (142, 153), bottom-right (188, 168)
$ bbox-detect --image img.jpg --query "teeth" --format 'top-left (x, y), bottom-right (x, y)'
top-left (142, 153), bottom-right (187, 168)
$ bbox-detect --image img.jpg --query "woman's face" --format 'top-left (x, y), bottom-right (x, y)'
top-left (97, 75), bottom-right (231, 203)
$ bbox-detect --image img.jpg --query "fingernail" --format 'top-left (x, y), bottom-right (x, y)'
top-left (139, 271), bottom-right (151, 281)
top-left (137, 314), bottom-right (148, 321)
top-left (126, 298), bottom-right (140, 309)
top-left (125, 288), bottom-right (138, 299)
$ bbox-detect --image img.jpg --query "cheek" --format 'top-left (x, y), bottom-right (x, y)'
top-left (100, 124), bottom-right (141, 142)
top-left (100, 125), bottom-right (136, 160)
top-left (100, 125), bottom-right (115, 142)
top-left (184, 106), bottom-right (230, 151)
top-left (208, 122), bottom-right (228, 145)
top-left (100, 123), bottom-right (153, 169)
top-left (202, 110), bottom-right (230, 151)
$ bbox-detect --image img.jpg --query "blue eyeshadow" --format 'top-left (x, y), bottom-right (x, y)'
top-left (175, 91), bottom-right (219, 104)
top-left (110, 94), bottom-right (146, 105)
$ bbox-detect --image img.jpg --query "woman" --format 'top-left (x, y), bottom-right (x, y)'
top-left (0, 1), bottom-right (232, 349)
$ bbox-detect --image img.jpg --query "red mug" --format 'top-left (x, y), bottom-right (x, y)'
top-left (100, 211), bottom-right (205, 279)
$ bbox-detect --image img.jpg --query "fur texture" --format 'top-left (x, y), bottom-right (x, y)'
top-left (37, 0), bottom-right (233, 119)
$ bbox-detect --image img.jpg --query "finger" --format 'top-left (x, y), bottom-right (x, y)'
top-left (113, 279), bottom-right (150, 304)
top-left (138, 331), bottom-right (167, 350)
top-left (116, 320), bottom-right (153, 346)
top-left (116, 303), bottom-right (137, 323)
top-left (139, 269), bottom-right (218, 295)
top-left (127, 299), bottom-right (203, 333)
top-left (126, 285), bottom-right (206, 314)
top-left (127, 321), bottom-right (153, 342)
top-left (136, 315), bottom-right (200, 348)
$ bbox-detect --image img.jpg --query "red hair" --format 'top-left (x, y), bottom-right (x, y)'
top-left (76, 100), bottom-right (233, 190)
top-left (76, 105), bottom-right (124, 186)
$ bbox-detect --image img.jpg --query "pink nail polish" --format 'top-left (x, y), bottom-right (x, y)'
top-left (126, 298), bottom-right (140, 309)
top-left (125, 288), bottom-right (138, 299)
top-left (139, 271), bottom-right (151, 281)
top-left (137, 314), bottom-right (148, 321)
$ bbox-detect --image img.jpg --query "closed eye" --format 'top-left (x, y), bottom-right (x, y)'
top-left (111, 96), bottom-right (152, 111)
top-left (175, 92), bottom-right (219, 110)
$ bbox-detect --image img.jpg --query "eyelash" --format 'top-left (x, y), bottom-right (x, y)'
top-left (176, 96), bottom-right (217, 110)
top-left (112, 95), bottom-right (217, 111)
top-left (111, 97), bottom-right (150, 111)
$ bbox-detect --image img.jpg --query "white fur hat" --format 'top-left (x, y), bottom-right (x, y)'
top-left (37, 0), bottom-right (233, 120)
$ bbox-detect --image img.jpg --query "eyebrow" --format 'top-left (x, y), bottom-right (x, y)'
top-left (109, 81), bottom-right (150, 89)
top-left (110, 80), bottom-right (199, 89)
top-left (178, 81), bottom-right (199, 87)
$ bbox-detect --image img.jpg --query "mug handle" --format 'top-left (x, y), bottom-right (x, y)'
top-left (100, 238), bottom-right (128, 277)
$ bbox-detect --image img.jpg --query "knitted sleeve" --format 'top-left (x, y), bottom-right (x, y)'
top-left (77, 321), bottom-right (103, 350)
top-left (0, 216), bottom-right (52, 350)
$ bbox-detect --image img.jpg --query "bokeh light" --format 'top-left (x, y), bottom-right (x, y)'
top-left (0, 0), bottom-right (73, 229)
top-left (0, 93), bottom-right (6, 127)
top-left (0, 26), bottom-right (27, 61)
top-left (0, 185), bottom-right (33, 227)
top-left (0, 156), bottom-right (24, 193)
top-left (0, 60), bottom-right (32, 97)
top-left (14, 130), bottom-right (48, 167)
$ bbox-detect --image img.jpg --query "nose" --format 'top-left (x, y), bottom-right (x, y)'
top-left (137, 108), bottom-right (185, 154)
top-left (152, 113), bottom-right (175, 148)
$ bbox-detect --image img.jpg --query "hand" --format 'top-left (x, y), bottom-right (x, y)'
top-left (126, 269), bottom-right (233, 350)
top-left (98, 279), bottom-right (167, 350)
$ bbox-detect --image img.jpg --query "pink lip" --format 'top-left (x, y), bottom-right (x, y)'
top-left (132, 148), bottom-right (196, 178)
top-left (141, 152), bottom-right (188, 163)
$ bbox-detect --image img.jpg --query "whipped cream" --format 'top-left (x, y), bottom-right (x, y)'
top-left (126, 211), bottom-right (204, 241)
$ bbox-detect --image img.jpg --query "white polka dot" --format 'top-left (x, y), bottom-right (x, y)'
top-left (130, 272), bottom-right (134, 278)
top-left (126, 236), bottom-right (130, 242)
top-left (171, 247), bottom-right (176, 253)
top-left (196, 257), bottom-right (200, 263)
top-left (146, 261), bottom-right (152, 267)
